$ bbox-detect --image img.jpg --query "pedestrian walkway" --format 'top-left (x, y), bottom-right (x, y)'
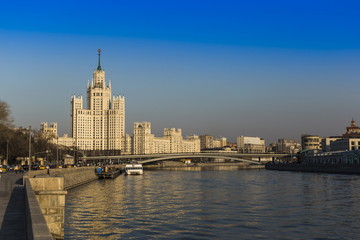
top-left (0, 172), bottom-right (27, 240)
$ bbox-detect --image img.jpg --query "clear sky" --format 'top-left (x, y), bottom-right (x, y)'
top-left (1, 0), bottom-right (360, 144)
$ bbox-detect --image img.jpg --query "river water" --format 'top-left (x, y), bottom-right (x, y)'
top-left (65, 168), bottom-right (360, 239)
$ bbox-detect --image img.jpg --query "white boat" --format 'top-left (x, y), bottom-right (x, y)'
top-left (125, 163), bottom-right (143, 175)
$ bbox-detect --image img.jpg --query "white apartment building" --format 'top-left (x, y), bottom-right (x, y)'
top-left (237, 136), bottom-right (265, 153)
top-left (132, 122), bottom-right (200, 154)
top-left (71, 49), bottom-right (125, 152)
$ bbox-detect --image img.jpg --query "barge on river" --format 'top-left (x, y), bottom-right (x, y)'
top-left (266, 150), bottom-right (360, 174)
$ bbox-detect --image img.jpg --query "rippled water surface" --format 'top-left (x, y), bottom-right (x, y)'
top-left (65, 168), bottom-right (360, 239)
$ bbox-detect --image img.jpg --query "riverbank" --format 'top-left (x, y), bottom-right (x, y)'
top-left (265, 162), bottom-right (360, 174)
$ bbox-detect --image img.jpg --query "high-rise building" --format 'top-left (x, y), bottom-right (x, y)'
top-left (71, 49), bottom-right (125, 153)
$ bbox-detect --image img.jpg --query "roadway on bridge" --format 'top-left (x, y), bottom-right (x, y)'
top-left (0, 173), bottom-right (27, 240)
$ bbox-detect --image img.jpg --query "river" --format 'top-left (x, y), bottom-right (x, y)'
top-left (65, 168), bottom-right (360, 239)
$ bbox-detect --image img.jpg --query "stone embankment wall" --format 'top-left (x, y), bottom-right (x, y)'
top-left (25, 167), bottom-right (98, 239)
top-left (25, 178), bottom-right (54, 240)
top-left (27, 167), bottom-right (98, 190)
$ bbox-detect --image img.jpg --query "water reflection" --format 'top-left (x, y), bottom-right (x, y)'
top-left (65, 170), bottom-right (360, 239)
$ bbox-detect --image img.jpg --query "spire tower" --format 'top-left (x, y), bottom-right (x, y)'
top-left (97, 48), bottom-right (102, 71)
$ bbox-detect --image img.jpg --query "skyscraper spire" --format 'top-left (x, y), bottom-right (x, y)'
top-left (97, 49), bottom-right (102, 71)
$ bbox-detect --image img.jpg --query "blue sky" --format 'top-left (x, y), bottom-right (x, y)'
top-left (1, 0), bottom-right (360, 143)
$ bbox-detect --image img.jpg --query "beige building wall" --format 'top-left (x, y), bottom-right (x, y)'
top-left (132, 122), bottom-right (200, 154)
top-left (53, 134), bottom-right (74, 148)
top-left (237, 136), bottom-right (265, 153)
top-left (183, 135), bottom-right (201, 153)
top-left (71, 50), bottom-right (125, 151)
top-left (40, 122), bottom-right (58, 139)
top-left (153, 137), bottom-right (171, 153)
top-left (199, 135), bottom-right (214, 149)
top-left (219, 137), bottom-right (227, 147)
top-left (164, 128), bottom-right (183, 153)
top-left (132, 122), bottom-right (154, 154)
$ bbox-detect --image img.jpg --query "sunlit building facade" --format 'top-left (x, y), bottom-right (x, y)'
top-left (132, 122), bottom-right (200, 154)
top-left (71, 50), bottom-right (125, 152)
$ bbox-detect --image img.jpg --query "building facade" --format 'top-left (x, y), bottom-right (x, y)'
top-left (301, 135), bottom-right (322, 150)
top-left (237, 136), bottom-right (265, 153)
top-left (40, 122), bottom-right (58, 139)
top-left (343, 119), bottom-right (360, 138)
top-left (276, 139), bottom-right (301, 154)
top-left (71, 49), bottom-right (125, 152)
top-left (132, 122), bottom-right (200, 154)
top-left (330, 138), bottom-right (360, 151)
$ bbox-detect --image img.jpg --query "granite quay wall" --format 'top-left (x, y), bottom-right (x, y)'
top-left (24, 167), bottom-right (99, 239)
top-left (24, 178), bottom-right (54, 240)
top-left (26, 167), bottom-right (98, 190)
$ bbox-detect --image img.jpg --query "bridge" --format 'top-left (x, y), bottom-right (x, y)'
top-left (80, 152), bottom-right (289, 165)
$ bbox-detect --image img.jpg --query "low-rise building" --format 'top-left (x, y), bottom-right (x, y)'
top-left (276, 139), bottom-right (301, 154)
top-left (321, 137), bottom-right (341, 152)
top-left (330, 138), bottom-right (360, 151)
top-left (301, 134), bottom-right (322, 150)
top-left (237, 136), bottom-right (265, 153)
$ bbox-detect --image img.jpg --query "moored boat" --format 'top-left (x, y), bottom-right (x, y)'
top-left (125, 163), bottom-right (143, 175)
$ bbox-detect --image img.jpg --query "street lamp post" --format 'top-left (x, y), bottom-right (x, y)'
top-left (6, 140), bottom-right (9, 165)
top-left (28, 126), bottom-right (32, 173)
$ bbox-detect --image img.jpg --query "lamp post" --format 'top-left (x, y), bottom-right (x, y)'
top-left (6, 140), bottom-right (9, 165)
top-left (28, 126), bottom-right (32, 173)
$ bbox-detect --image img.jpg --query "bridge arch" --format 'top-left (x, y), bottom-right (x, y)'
top-left (139, 155), bottom-right (264, 165)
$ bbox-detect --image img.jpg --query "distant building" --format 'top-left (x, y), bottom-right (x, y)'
top-left (200, 135), bottom-right (227, 149)
top-left (330, 138), bottom-right (360, 151)
top-left (321, 137), bottom-right (341, 152)
top-left (237, 136), bottom-right (265, 153)
top-left (276, 139), bottom-right (301, 154)
top-left (301, 135), bottom-right (322, 150)
top-left (56, 134), bottom-right (74, 148)
top-left (40, 122), bottom-right (57, 139)
top-left (132, 122), bottom-right (200, 154)
top-left (199, 135), bottom-right (214, 149)
top-left (40, 122), bottom-right (74, 148)
top-left (267, 142), bottom-right (277, 153)
top-left (343, 119), bottom-right (360, 138)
